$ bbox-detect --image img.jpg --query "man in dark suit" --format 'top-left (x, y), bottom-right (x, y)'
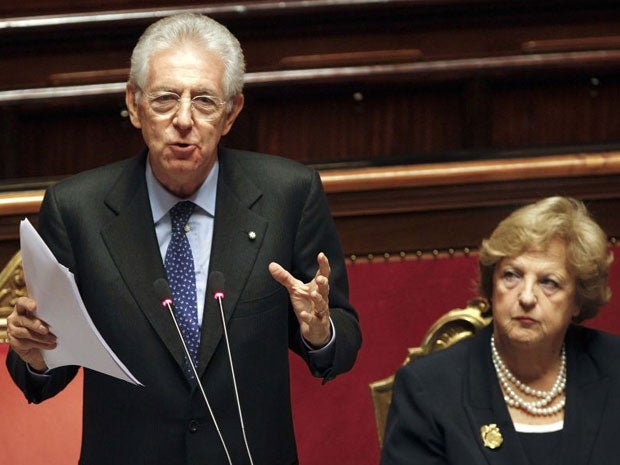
top-left (6, 13), bottom-right (361, 465)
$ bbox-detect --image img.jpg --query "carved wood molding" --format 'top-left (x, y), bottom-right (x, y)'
top-left (523, 35), bottom-right (620, 53)
top-left (320, 150), bottom-right (620, 194)
top-left (1, 151), bottom-right (620, 218)
top-left (0, 251), bottom-right (25, 343)
top-left (0, 190), bottom-right (44, 215)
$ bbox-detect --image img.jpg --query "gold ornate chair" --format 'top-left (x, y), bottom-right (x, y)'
top-left (0, 251), bottom-right (26, 343)
top-left (369, 298), bottom-right (492, 447)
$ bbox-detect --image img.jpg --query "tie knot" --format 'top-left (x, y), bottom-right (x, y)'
top-left (169, 201), bottom-right (195, 231)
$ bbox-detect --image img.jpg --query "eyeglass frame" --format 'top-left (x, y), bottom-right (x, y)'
top-left (138, 89), bottom-right (231, 121)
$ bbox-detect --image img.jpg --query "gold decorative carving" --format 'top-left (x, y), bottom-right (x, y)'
top-left (369, 298), bottom-right (492, 447)
top-left (0, 251), bottom-right (27, 343)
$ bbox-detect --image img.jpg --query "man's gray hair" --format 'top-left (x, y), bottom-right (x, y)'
top-left (129, 13), bottom-right (245, 100)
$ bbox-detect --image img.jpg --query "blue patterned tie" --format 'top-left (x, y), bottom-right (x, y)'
top-left (165, 201), bottom-right (200, 374)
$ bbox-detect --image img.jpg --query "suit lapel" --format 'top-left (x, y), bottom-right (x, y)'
top-left (197, 149), bottom-right (267, 376)
top-left (100, 154), bottom-right (188, 370)
top-left (464, 328), bottom-right (530, 465)
top-left (559, 328), bottom-right (610, 465)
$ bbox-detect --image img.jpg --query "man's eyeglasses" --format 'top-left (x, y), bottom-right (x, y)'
top-left (142, 91), bottom-right (228, 121)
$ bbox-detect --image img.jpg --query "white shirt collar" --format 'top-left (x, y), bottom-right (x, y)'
top-left (145, 154), bottom-right (218, 223)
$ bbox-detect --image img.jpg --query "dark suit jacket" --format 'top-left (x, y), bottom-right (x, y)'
top-left (381, 324), bottom-right (620, 465)
top-left (7, 148), bottom-right (362, 465)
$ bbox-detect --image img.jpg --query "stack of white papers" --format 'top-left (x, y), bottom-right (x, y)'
top-left (19, 219), bottom-right (142, 386)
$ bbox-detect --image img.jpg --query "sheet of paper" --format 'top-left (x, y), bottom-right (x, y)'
top-left (19, 219), bottom-right (142, 386)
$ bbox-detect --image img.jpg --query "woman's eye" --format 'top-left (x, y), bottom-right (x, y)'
top-left (541, 279), bottom-right (559, 290)
top-left (500, 270), bottom-right (520, 287)
top-left (502, 270), bottom-right (518, 280)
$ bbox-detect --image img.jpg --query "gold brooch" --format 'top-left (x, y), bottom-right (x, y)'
top-left (480, 424), bottom-right (503, 449)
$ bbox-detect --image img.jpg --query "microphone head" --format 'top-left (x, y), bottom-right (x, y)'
top-left (153, 278), bottom-right (173, 307)
top-left (209, 271), bottom-right (225, 300)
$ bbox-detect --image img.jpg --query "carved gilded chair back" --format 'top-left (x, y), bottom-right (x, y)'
top-left (0, 251), bottom-right (26, 343)
top-left (369, 298), bottom-right (492, 447)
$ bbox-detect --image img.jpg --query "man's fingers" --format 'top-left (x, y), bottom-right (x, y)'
top-left (9, 318), bottom-right (56, 343)
top-left (9, 296), bottom-right (55, 343)
top-left (9, 312), bottom-right (51, 337)
top-left (310, 290), bottom-right (329, 316)
top-left (14, 296), bottom-right (37, 315)
top-left (269, 262), bottom-right (301, 289)
top-left (316, 252), bottom-right (331, 279)
top-left (10, 333), bottom-right (57, 351)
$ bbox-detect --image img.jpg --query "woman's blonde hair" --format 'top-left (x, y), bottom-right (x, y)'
top-left (478, 196), bottom-right (612, 322)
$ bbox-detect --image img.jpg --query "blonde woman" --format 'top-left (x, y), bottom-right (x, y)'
top-left (382, 197), bottom-right (618, 465)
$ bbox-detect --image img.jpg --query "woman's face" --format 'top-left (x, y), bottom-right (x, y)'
top-left (492, 238), bottom-right (579, 349)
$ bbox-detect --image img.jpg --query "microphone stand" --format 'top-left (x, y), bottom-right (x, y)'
top-left (215, 291), bottom-right (255, 465)
top-left (160, 294), bottom-right (233, 465)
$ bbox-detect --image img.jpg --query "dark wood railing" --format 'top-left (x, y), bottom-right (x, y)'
top-left (3, 150), bottom-right (620, 261)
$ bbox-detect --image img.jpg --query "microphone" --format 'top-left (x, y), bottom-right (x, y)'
top-left (153, 278), bottom-right (173, 308)
top-left (209, 271), bottom-right (255, 465)
top-left (153, 278), bottom-right (233, 465)
top-left (210, 270), bottom-right (225, 300)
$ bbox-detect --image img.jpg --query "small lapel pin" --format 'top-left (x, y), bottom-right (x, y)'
top-left (248, 231), bottom-right (257, 241)
top-left (183, 224), bottom-right (191, 233)
top-left (480, 424), bottom-right (503, 450)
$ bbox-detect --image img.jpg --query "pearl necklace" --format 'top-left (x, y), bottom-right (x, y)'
top-left (491, 335), bottom-right (566, 416)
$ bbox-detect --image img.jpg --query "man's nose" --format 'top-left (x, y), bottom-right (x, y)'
top-left (173, 98), bottom-right (193, 127)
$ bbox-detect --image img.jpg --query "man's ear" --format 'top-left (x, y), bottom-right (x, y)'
top-left (221, 93), bottom-right (245, 136)
top-left (125, 83), bottom-right (142, 129)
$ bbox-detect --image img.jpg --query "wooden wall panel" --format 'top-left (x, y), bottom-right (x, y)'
top-left (239, 84), bottom-right (466, 164)
top-left (491, 76), bottom-right (620, 148)
top-left (3, 1), bottom-right (620, 180)
top-left (2, 101), bottom-right (144, 178)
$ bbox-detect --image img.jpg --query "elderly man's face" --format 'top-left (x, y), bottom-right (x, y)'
top-left (126, 41), bottom-right (244, 197)
top-left (491, 239), bottom-right (579, 351)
